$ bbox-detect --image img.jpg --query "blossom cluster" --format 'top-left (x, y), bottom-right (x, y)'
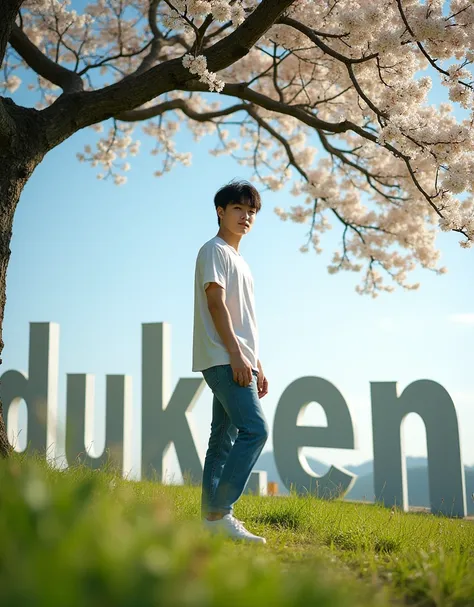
top-left (4, 0), bottom-right (474, 294)
top-left (77, 123), bottom-right (140, 185)
top-left (182, 54), bottom-right (224, 92)
top-left (168, 0), bottom-right (249, 24)
top-left (142, 118), bottom-right (192, 176)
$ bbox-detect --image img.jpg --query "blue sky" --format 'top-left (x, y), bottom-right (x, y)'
top-left (2, 21), bottom-right (473, 482)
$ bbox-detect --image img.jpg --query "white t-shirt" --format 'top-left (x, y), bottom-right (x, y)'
top-left (192, 235), bottom-right (259, 373)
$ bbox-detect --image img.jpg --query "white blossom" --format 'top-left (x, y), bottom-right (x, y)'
top-left (211, 1), bottom-right (232, 22)
top-left (187, 0), bottom-right (212, 18)
top-left (5, 0), bottom-right (474, 294)
top-left (182, 54), bottom-right (208, 75)
top-left (1, 75), bottom-right (21, 93)
top-left (182, 54), bottom-right (224, 92)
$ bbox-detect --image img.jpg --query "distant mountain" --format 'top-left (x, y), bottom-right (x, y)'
top-left (344, 456), bottom-right (428, 478)
top-left (256, 451), bottom-right (329, 487)
top-left (256, 451), bottom-right (432, 491)
top-left (255, 451), bottom-right (474, 515)
top-left (344, 461), bottom-right (373, 477)
top-left (346, 465), bottom-right (474, 515)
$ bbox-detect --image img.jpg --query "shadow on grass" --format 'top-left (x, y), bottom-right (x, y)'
top-left (254, 509), bottom-right (306, 530)
top-left (324, 528), bottom-right (402, 554)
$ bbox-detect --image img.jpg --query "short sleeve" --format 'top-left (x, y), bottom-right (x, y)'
top-left (199, 244), bottom-right (227, 291)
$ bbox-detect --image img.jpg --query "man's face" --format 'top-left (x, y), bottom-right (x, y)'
top-left (218, 201), bottom-right (257, 235)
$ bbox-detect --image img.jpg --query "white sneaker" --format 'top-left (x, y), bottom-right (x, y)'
top-left (204, 514), bottom-right (266, 544)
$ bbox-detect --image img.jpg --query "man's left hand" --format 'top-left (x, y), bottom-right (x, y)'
top-left (257, 360), bottom-right (269, 399)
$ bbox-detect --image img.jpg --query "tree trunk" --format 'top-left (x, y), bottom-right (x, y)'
top-left (0, 196), bottom-right (15, 458)
top-left (0, 97), bottom-right (43, 457)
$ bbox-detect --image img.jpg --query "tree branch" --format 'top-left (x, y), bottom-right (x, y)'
top-left (231, 111), bottom-right (406, 290)
top-left (181, 80), bottom-right (377, 139)
top-left (245, 106), bottom-right (309, 181)
top-left (116, 99), bottom-right (248, 122)
top-left (278, 16), bottom-right (378, 65)
top-left (9, 24), bottom-right (83, 93)
top-left (396, 0), bottom-right (473, 91)
top-left (77, 39), bottom-right (155, 77)
top-left (0, 0), bottom-right (23, 69)
top-left (39, 0), bottom-right (294, 146)
top-left (0, 0), bottom-right (23, 142)
top-left (279, 16), bottom-right (387, 122)
top-left (180, 81), bottom-right (470, 240)
top-left (134, 0), bottom-right (164, 76)
top-left (202, 21), bottom-right (233, 45)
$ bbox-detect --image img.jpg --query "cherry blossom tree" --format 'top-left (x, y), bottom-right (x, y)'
top-left (0, 0), bottom-right (473, 456)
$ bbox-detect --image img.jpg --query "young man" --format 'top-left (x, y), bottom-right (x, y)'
top-left (192, 180), bottom-right (269, 544)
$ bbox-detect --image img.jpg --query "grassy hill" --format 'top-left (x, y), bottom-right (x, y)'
top-left (1, 452), bottom-right (473, 607)
top-left (256, 451), bottom-right (474, 514)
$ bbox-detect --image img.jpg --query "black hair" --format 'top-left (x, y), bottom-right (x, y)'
top-left (213, 179), bottom-right (262, 226)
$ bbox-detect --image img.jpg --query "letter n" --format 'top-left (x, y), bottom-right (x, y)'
top-left (371, 380), bottom-right (466, 517)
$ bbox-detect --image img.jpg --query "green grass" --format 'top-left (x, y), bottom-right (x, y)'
top-left (1, 453), bottom-right (473, 607)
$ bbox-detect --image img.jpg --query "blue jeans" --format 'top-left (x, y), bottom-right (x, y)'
top-left (201, 364), bottom-right (269, 517)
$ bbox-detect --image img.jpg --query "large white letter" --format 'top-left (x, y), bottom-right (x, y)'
top-left (273, 377), bottom-right (356, 498)
top-left (1, 322), bottom-right (59, 458)
top-left (141, 323), bottom-right (205, 482)
top-left (65, 373), bottom-right (130, 471)
top-left (371, 380), bottom-right (466, 517)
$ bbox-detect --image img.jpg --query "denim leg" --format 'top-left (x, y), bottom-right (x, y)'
top-left (204, 365), bottom-right (269, 516)
top-left (200, 393), bottom-right (238, 518)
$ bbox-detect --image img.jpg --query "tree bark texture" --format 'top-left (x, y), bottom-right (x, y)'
top-left (0, 182), bottom-right (16, 457)
top-left (0, 1), bottom-right (23, 69)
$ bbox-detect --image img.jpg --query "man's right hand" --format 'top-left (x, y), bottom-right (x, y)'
top-left (230, 351), bottom-right (253, 387)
